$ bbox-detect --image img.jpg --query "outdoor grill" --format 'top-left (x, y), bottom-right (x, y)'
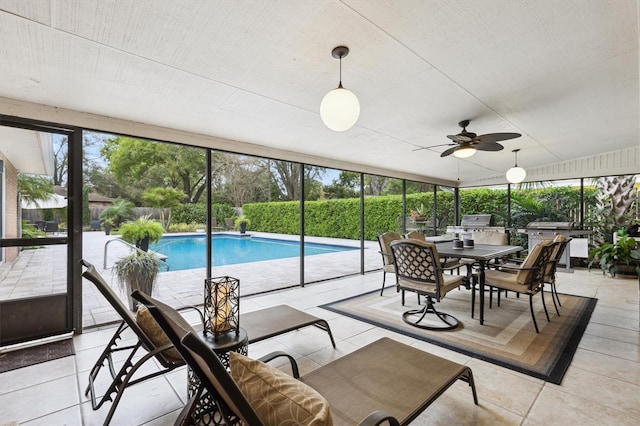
top-left (525, 221), bottom-right (592, 271)
top-left (446, 214), bottom-right (505, 240)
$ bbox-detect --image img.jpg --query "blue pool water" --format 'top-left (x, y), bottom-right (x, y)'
top-left (149, 234), bottom-right (358, 271)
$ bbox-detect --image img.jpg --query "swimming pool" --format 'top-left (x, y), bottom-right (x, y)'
top-left (149, 234), bottom-right (358, 271)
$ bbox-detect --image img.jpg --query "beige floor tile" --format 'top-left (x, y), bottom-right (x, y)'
top-left (570, 348), bottom-right (640, 386)
top-left (463, 358), bottom-right (543, 417)
top-left (410, 386), bottom-right (522, 426)
top-left (585, 321), bottom-right (640, 345)
top-left (524, 385), bottom-right (640, 425)
top-left (578, 333), bottom-right (640, 362)
top-left (20, 406), bottom-right (83, 425)
top-left (79, 376), bottom-right (183, 425)
top-left (0, 356), bottom-right (75, 395)
top-left (0, 375), bottom-right (79, 424)
top-left (547, 364), bottom-right (640, 419)
top-left (305, 340), bottom-right (360, 366)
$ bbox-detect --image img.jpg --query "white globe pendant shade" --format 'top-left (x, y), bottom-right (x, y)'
top-left (453, 146), bottom-right (476, 158)
top-left (506, 166), bottom-right (527, 183)
top-left (320, 87), bottom-right (360, 131)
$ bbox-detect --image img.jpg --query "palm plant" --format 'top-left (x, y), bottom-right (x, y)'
top-left (99, 198), bottom-right (135, 227)
top-left (18, 174), bottom-right (54, 207)
top-left (142, 187), bottom-right (185, 229)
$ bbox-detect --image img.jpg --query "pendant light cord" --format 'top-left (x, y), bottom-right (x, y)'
top-left (338, 55), bottom-right (343, 89)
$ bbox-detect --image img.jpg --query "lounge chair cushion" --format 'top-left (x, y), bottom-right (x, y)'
top-left (135, 305), bottom-right (182, 361)
top-left (229, 352), bottom-right (333, 425)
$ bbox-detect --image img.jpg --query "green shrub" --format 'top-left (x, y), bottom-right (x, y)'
top-left (167, 222), bottom-right (205, 232)
top-left (119, 216), bottom-right (164, 247)
top-left (172, 203), bottom-right (235, 225)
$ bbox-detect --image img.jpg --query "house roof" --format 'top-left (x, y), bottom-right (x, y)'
top-left (0, 1), bottom-right (637, 187)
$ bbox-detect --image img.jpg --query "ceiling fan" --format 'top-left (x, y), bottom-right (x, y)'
top-left (415, 120), bottom-right (522, 158)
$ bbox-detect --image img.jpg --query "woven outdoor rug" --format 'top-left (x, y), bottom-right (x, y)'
top-left (0, 339), bottom-right (75, 374)
top-left (321, 288), bottom-right (596, 384)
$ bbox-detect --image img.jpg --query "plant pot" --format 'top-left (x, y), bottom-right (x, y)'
top-left (137, 236), bottom-right (150, 252)
top-left (104, 225), bottom-right (112, 235)
top-left (239, 223), bottom-right (247, 234)
top-left (614, 263), bottom-right (639, 278)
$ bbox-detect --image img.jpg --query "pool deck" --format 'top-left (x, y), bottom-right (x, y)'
top-left (0, 231), bottom-right (380, 329)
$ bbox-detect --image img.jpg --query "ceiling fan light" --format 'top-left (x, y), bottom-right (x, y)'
top-left (320, 87), bottom-right (360, 131)
top-left (506, 166), bottom-right (526, 183)
top-left (453, 146), bottom-right (476, 158)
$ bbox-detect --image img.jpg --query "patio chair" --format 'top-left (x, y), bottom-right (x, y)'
top-left (544, 235), bottom-right (570, 315)
top-left (404, 231), bottom-right (472, 276)
top-left (224, 217), bottom-right (235, 230)
top-left (377, 232), bottom-right (402, 296)
top-left (44, 220), bottom-right (59, 234)
top-left (134, 290), bottom-right (478, 425)
top-left (80, 259), bottom-right (203, 425)
top-left (211, 217), bottom-right (225, 231)
top-left (390, 239), bottom-right (467, 330)
top-left (483, 240), bottom-right (555, 333)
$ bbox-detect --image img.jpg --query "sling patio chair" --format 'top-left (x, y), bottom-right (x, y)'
top-left (543, 235), bottom-right (570, 315)
top-left (133, 290), bottom-right (479, 426)
top-left (80, 259), bottom-right (204, 425)
top-left (377, 231), bottom-right (402, 296)
top-left (482, 240), bottom-right (555, 333)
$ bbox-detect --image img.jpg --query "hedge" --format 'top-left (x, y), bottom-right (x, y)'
top-left (242, 186), bottom-right (597, 241)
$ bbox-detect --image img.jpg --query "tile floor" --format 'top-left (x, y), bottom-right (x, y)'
top-left (0, 268), bottom-right (638, 425)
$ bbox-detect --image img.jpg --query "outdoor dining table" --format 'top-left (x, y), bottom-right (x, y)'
top-left (437, 242), bottom-right (524, 325)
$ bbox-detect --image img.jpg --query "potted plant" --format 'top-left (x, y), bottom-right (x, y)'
top-left (588, 235), bottom-right (640, 278)
top-left (113, 250), bottom-right (162, 311)
top-left (234, 216), bottom-right (251, 234)
top-left (119, 216), bottom-right (164, 251)
top-left (101, 218), bottom-right (115, 235)
top-left (410, 203), bottom-right (427, 222)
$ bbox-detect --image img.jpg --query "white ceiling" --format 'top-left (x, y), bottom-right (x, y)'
top-left (0, 0), bottom-right (638, 187)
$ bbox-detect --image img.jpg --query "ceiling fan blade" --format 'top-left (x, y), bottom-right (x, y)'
top-left (474, 142), bottom-right (504, 152)
top-left (412, 143), bottom-right (454, 151)
top-left (440, 146), bottom-right (458, 157)
top-left (447, 134), bottom-right (472, 143)
top-left (475, 132), bottom-right (522, 143)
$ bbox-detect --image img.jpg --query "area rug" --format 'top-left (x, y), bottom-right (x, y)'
top-left (321, 288), bottom-right (596, 384)
top-left (0, 340), bottom-right (75, 373)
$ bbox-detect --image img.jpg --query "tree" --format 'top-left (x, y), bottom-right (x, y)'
top-left (52, 135), bottom-right (68, 186)
top-left (269, 161), bottom-right (324, 201)
top-left (101, 137), bottom-right (206, 203)
top-left (18, 174), bottom-right (54, 207)
top-left (142, 187), bottom-right (186, 229)
top-left (217, 155), bottom-right (270, 207)
top-left (323, 171), bottom-right (359, 199)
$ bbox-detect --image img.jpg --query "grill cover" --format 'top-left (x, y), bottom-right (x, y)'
top-left (461, 214), bottom-right (492, 227)
top-left (526, 221), bottom-right (575, 230)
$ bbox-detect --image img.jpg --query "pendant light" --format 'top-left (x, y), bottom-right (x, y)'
top-left (506, 149), bottom-right (526, 184)
top-left (320, 46), bottom-right (360, 131)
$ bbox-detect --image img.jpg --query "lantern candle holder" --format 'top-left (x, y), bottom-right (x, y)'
top-left (204, 276), bottom-right (240, 341)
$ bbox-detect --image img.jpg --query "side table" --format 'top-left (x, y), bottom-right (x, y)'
top-left (188, 327), bottom-right (248, 425)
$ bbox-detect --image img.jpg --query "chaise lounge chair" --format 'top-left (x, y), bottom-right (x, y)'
top-left (80, 259), bottom-right (204, 425)
top-left (133, 290), bottom-right (479, 425)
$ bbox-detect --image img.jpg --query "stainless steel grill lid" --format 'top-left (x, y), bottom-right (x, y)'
top-left (460, 214), bottom-right (492, 227)
top-left (526, 221), bottom-right (575, 230)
